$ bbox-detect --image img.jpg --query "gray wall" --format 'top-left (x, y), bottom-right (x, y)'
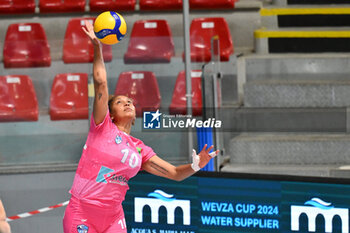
top-left (0, 171), bottom-right (74, 233)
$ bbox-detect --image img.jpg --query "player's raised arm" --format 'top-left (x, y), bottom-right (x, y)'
top-left (82, 20), bottom-right (108, 125)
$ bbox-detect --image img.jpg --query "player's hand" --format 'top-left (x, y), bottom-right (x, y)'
top-left (198, 144), bottom-right (219, 168)
top-left (197, 144), bottom-right (219, 169)
top-left (82, 20), bottom-right (100, 46)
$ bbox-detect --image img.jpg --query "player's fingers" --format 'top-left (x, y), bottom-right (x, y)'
top-left (82, 26), bottom-right (88, 35)
top-left (206, 145), bottom-right (214, 153)
top-left (85, 20), bottom-right (92, 28)
top-left (209, 150), bottom-right (220, 158)
top-left (192, 149), bottom-right (197, 157)
top-left (200, 144), bottom-right (207, 153)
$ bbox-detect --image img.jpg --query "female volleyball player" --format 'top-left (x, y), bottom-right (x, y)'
top-left (62, 20), bottom-right (218, 233)
top-left (0, 199), bottom-right (11, 233)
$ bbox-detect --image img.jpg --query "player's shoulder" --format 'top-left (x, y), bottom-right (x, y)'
top-left (129, 134), bottom-right (142, 144)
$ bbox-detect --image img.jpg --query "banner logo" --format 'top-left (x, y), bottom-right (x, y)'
top-left (291, 197), bottom-right (349, 233)
top-left (134, 189), bottom-right (191, 225)
top-left (96, 166), bottom-right (128, 186)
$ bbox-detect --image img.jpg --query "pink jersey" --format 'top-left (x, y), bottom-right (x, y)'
top-left (70, 111), bottom-right (155, 209)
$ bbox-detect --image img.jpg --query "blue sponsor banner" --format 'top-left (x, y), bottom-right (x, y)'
top-left (123, 172), bottom-right (350, 233)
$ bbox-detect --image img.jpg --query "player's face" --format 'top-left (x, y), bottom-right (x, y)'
top-left (111, 95), bottom-right (136, 123)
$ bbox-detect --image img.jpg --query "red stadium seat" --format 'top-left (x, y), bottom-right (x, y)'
top-left (0, 0), bottom-right (35, 14)
top-left (124, 20), bottom-right (175, 64)
top-left (169, 70), bottom-right (202, 116)
top-left (114, 71), bottom-right (161, 117)
top-left (140, 0), bottom-right (182, 10)
top-left (3, 23), bottom-right (51, 68)
top-left (190, 0), bottom-right (235, 9)
top-left (89, 0), bottom-right (135, 12)
top-left (50, 73), bottom-right (89, 120)
top-left (63, 18), bottom-right (112, 63)
top-left (187, 17), bottom-right (233, 62)
top-left (39, 0), bottom-right (85, 13)
top-left (0, 75), bottom-right (38, 122)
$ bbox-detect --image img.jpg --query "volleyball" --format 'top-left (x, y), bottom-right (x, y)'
top-left (94, 11), bottom-right (127, 45)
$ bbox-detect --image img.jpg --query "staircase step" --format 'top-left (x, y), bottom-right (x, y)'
top-left (255, 28), bottom-right (350, 53)
top-left (330, 165), bottom-right (350, 177)
top-left (244, 80), bottom-right (350, 107)
top-left (220, 107), bottom-right (346, 132)
top-left (221, 164), bottom-right (342, 177)
top-left (229, 133), bottom-right (350, 164)
top-left (261, 7), bottom-right (350, 28)
top-left (245, 53), bottom-right (350, 81)
top-left (272, 0), bottom-right (350, 6)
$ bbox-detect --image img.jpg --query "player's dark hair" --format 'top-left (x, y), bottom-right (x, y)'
top-left (108, 95), bottom-right (135, 125)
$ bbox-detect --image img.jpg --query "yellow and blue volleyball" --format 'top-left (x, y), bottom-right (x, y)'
top-left (94, 11), bottom-right (127, 45)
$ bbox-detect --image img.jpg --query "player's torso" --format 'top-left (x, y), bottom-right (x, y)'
top-left (71, 124), bottom-right (143, 205)
top-left (87, 127), bottom-right (143, 180)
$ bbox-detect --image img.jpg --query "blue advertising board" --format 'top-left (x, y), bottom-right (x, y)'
top-left (123, 172), bottom-right (350, 233)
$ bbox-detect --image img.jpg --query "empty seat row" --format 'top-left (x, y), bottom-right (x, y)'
top-left (3, 17), bottom-right (233, 68)
top-left (0, 71), bottom-right (202, 122)
top-left (0, 0), bottom-right (237, 14)
top-left (139, 0), bottom-right (237, 10)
